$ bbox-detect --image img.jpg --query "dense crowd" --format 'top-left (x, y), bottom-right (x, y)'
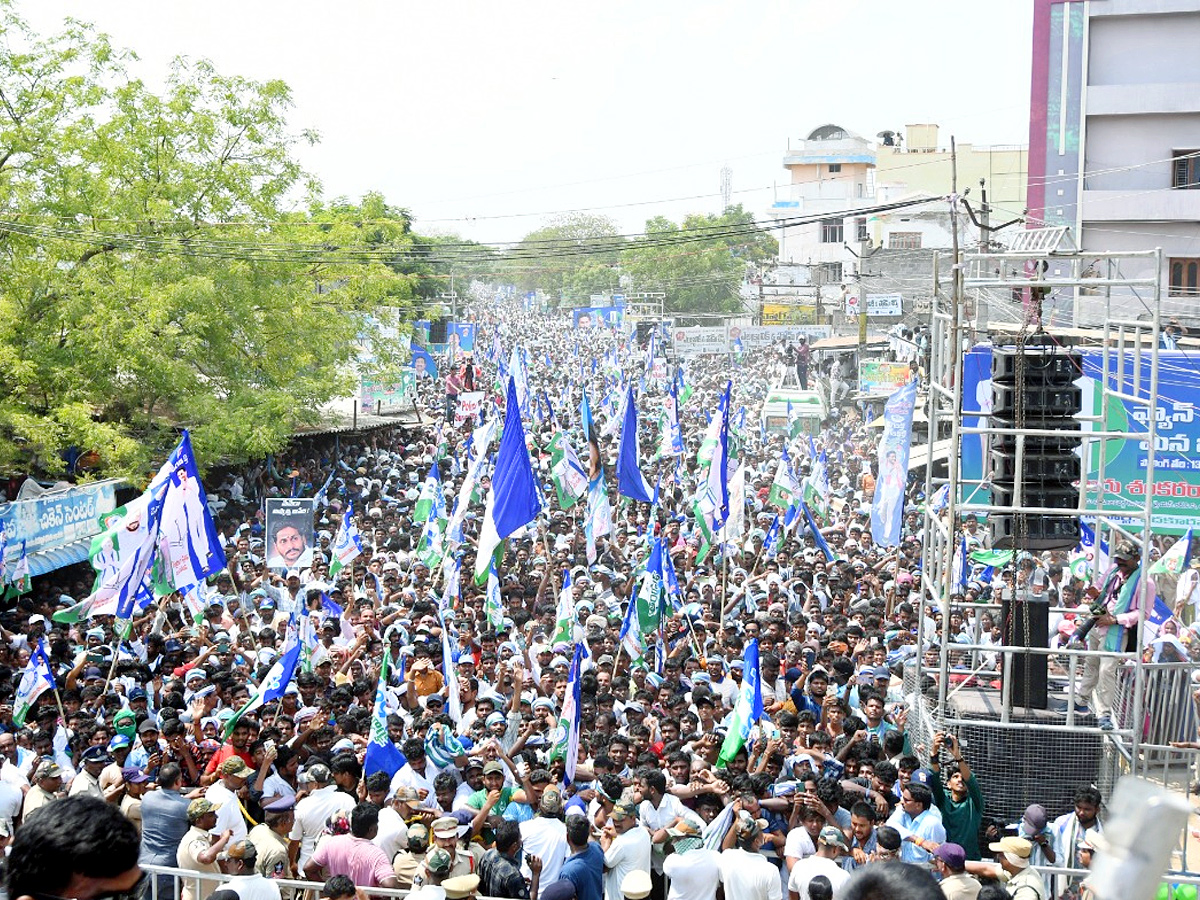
top-left (0, 299), bottom-right (1172, 900)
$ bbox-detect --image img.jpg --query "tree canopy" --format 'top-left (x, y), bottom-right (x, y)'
top-left (0, 6), bottom-right (423, 478)
top-left (620, 205), bottom-right (777, 314)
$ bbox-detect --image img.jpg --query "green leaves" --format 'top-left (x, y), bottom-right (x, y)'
top-left (0, 6), bottom-right (418, 478)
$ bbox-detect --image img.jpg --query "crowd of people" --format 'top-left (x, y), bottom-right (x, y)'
top-left (0, 298), bottom-right (1181, 900)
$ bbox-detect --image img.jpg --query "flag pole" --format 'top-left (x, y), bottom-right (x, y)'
top-left (99, 637), bottom-right (122, 697)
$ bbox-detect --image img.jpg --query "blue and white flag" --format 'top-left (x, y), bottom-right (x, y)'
top-left (156, 431), bottom-right (226, 591)
top-left (474, 377), bottom-right (541, 582)
top-left (869, 381), bottom-right (919, 548)
top-left (509, 345), bottom-right (531, 419)
top-left (549, 644), bottom-right (584, 787)
top-left (438, 605), bottom-right (462, 723)
top-left (659, 383), bottom-right (683, 457)
top-left (13, 639), bottom-right (55, 727)
top-left (762, 515), bottom-right (781, 559)
top-left (224, 617), bottom-right (302, 736)
top-left (717, 638), bottom-right (763, 766)
top-left (617, 384), bottom-right (654, 503)
top-left (329, 504), bottom-right (364, 577)
top-left (364, 649), bottom-right (406, 777)
top-left (313, 470), bottom-right (335, 508)
top-left (700, 381), bottom-right (733, 535)
top-left (953, 534), bottom-right (969, 592)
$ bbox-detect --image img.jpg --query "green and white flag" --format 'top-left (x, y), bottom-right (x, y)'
top-left (3, 542), bottom-right (31, 601)
top-left (14, 639), bottom-right (55, 727)
top-left (484, 559), bottom-right (504, 630)
top-left (412, 462), bottom-right (441, 526)
top-left (416, 467), bottom-right (449, 569)
top-left (802, 450), bottom-right (830, 520)
top-left (717, 638), bottom-right (763, 767)
top-left (548, 433), bottom-right (588, 511)
top-left (767, 447), bottom-right (798, 510)
top-left (550, 569), bottom-right (576, 646)
top-left (1151, 527), bottom-right (1193, 576)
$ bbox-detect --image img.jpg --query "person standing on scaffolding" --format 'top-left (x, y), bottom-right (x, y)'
top-left (1077, 541), bottom-right (1154, 731)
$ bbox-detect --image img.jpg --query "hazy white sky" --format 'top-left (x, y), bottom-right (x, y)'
top-left (19, 1), bottom-right (1033, 244)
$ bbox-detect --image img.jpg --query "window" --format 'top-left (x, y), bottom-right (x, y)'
top-left (820, 218), bottom-right (843, 243)
top-left (1173, 151), bottom-right (1200, 189)
top-left (888, 232), bottom-right (922, 250)
top-left (828, 163), bottom-right (842, 173)
top-left (855, 217), bottom-right (868, 241)
top-left (817, 262), bottom-right (843, 283)
top-left (1170, 257), bottom-right (1200, 296)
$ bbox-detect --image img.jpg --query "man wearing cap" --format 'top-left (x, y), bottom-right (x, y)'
top-left (178, 798), bottom-right (233, 900)
top-left (660, 821), bottom-right (720, 900)
top-left (932, 842), bottom-right (980, 900)
top-left (291, 763), bottom-right (355, 870)
top-left (786, 825), bottom-right (849, 900)
top-left (22, 758), bottom-right (63, 819)
top-left (520, 788), bottom-right (570, 886)
top-left (1079, 540), bottom-right (1154, 730)
top-left (466, 759), bottom-right (524, 839)
top-left (600, 799), bottom-right (651, 900)
top-left (420, 814), bottom-right (483, 884)
top-left (217, 838), bottom-right (282, 900)
top-left (207, 756), bottom-right (255, 843)
top-left (443, 873), bottom-right (482, 900)
top-left (986, 836), bottom-right (1045, 900)
top-left (718, 811), bottom-right (782, 900)
top-left (68, 745), bottom-right (112, 800)
top-left (248, 796), bottom-right (296, 887)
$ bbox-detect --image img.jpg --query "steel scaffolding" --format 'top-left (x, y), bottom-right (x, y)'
top-left (915, 237), bottom-right (1169, 781)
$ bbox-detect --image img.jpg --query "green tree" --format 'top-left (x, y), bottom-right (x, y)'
top-left (620, 205), bottom-right (777, 314)
top-left (511, 213), bottom-right (624, 302)
top-left (0, 7), bottom-right (419, 477)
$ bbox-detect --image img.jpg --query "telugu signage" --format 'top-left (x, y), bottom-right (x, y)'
top-left (859, 360), bottom-right (915, 395)
top-left (864, 293), bottom-right (903, 317)
top-left (360, 371), bottom-right (416, 410)
top-left (0, 480), bottom-right (119, 562)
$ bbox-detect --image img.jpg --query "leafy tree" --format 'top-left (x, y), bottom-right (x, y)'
top-left (0, 7), bottom-right (418, 477)
top-left (512, 213), bottom-right (624, 302)
top-left (620, 205), bottom-right (777, 314)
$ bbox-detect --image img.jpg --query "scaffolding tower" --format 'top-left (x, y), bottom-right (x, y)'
top-left (910, 233), bottom-right (1192, 862)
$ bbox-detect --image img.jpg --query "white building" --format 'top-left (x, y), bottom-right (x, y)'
top-left (1027, 0), bottom-right (1200, 322)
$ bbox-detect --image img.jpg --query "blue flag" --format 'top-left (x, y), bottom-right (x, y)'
top-left (801, 500), bottom-right (835, 562)
top-left (870, 381), bottom-right (919, 548)
top-left (364, 650), bottom-right (406, 777)
top-left (617, 384), bottom-right (654, 503)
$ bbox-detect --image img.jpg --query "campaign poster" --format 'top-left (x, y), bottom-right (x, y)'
top-left (447, 323), bottom-right (476, 352)
top-left (264, 498), bottom-right (315, 573)
top-left (410, 340), bottom-right (439, 379)
top-left (960, 347), bottom-right (1200, 535)
top-left (864, 293), bottom-right (904, 317)
top-left (859, 360), bottom-right (914, 395)
top-left (455, 391), bottom-right (485, 427)
top-left (360, 371), bottom-right (416, 409)
top-left (870, 381), bottom-right (919, 547)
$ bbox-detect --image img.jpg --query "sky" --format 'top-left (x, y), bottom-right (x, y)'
top-left (18, 1), bottom-right (1034, 245)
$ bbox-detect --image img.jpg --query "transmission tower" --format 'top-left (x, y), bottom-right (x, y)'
top-left (719, 165), bottom-right (732, 210)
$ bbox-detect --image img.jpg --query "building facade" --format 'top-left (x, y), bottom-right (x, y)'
top-left (1027, 0), bottom-right (1200, 323)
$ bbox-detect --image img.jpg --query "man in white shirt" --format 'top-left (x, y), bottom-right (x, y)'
top-left (519, 788), bottom-right (569, 885)
top-left (636, 770), bottom-right (702, 876)
top-left (600, 800), bottom-right (652, 900)
top-left (662, 822), bottom-right (721, 900)
top-left (719, 814), bottom-right (782, 900)
top-left (390, 739), bottom-right (443, 811)
top-left (206, 757), bottom-right (255, 844)
top-left (787, 827), bottom-right (850, 900)
top-left (290, 764), bottom-right (355, 869)
top-left (216, 839), bottom-right (282, 900)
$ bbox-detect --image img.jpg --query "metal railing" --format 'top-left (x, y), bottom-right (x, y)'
top-left (142, 863), bottom-right (437, 900)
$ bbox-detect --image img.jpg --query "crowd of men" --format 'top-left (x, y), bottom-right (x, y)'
top-left (0, 298), bottom-right (1175, 900)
